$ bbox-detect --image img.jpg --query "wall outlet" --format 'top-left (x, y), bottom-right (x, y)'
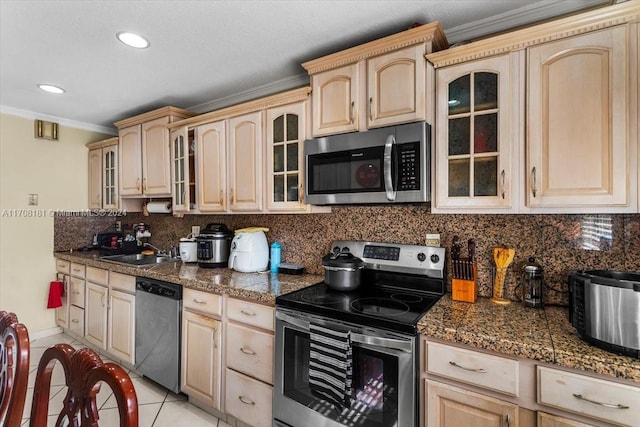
top-left (191, 225), bottom-right (200, 237)
top-left (425, 233), bottom-right (441, 247)
top-left (115, 221), bottom-right (122, 232)
top-left (28, 193), bottom-right (38, 206)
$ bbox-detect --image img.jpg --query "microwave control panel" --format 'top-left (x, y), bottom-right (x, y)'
top-left (397, 142), bottom-right (420, 190)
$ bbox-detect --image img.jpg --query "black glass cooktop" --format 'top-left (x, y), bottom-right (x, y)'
top-left (276, 281), bottom-right (442, 334)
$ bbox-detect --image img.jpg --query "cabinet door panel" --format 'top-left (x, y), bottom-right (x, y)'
top-left (85, 282), bottom-right (108, 350)
top-left (181, 310), bottom-right (222, 410)
top-left (107, 290), bottom-right (135, 364)
top-left (228, 112), bottom-right (262, 212)
top-left (119, 125), bottom-right (142, 196)
top-left (55, 274), bottom-right (69, 328)
top-left (312, 64), bottom-right (359, 136)
top-left (426, 380), bottom-right (517, 427)
top-left (367, 45), bottom-right (425, 128)
top-left (527, 27), bottom-right (630, 208)
top-left (102, 145), bottom-right (119, 209)
top-left (142, 116), bottom-right (172, 196)
top-left (88, 148), bottom-right (102, 209)
top-left (197, 121), bottom-right (227, 212)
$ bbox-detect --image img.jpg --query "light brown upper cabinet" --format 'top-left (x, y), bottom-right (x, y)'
top-left (432, 52), bottom-right (523, 213)
top-left (196, 121), bottom-right (227, 213)
top-left (303, 22), bottom-right (447, 137)
top-left (427, 1), bottom-right (639, 213)
top-left (115, 107), bottom-right (194, 198)
top-left (87, 137), bottom-right (119, 210)
top-left (170, 127), bottom-right (196, 214)
top-left (526, 26), bottom-right (635, 211)
top-left (228, 111), bottom-right (263, 212)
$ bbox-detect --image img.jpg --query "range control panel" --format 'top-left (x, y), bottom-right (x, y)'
top-left (331, 240), bottom-right (445, 278)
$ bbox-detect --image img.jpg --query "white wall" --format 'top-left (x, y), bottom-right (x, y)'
top-left (0, 113), bottom-right (111, 332)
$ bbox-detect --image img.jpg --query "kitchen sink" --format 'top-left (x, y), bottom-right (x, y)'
top-left (100, 253), bottom-right (180, 267)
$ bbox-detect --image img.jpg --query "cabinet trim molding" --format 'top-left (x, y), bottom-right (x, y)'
top-left (114, 106), bottom-right (194, 129)
top-left (427, 1), bottom-right (640, 68)
top-left (86, 136), bottom-right (118, 150)
top-left (302, 22), bottom-right (447, 75)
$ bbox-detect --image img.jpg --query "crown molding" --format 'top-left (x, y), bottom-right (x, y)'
top-left (444, 0), bottom-right (613, 45)
top-left (0, 105), bottom-right (117, 135)
top-left (188, 73), bottom-right (310, 116)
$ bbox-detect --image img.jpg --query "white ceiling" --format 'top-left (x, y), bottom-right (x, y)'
top-left (0, 0), bottom-right (611, 134)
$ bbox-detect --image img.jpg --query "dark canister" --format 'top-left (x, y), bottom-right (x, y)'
top-left (196, 223), bottom-right (233, 268)
top-left (522, 257), bottom-right (544, 308)
top-left (322, 252), bottom-right (364, 291)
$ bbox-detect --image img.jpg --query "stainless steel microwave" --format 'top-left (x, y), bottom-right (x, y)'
top-left (304, 122), bottom-right (430, 205)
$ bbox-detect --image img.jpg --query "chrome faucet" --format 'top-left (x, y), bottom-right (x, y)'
top-left (143, 242), bottom-right (169, 256)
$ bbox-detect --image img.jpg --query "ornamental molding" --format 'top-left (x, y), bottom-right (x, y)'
top-left (113, 106), bottom-right (195, 129)
top-left (427, 1), bottom-right (640, 69)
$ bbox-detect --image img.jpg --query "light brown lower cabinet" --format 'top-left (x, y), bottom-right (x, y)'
top-left (426, 380), bottom-right (518, 427)
top-left (181, 310), bottom-right (222, 410)
top-left (225, 368), bottom-right (273, 427)
top-left (537, 412), bottom-right (594, 427)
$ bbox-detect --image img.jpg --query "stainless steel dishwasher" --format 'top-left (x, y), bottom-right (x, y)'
top-left (135, 277), bottom-right (182, 393)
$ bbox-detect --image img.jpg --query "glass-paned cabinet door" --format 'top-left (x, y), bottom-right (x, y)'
top-left (102, 145), bottom-right (118, 209)
top-left (171, 127), bottom-right (195, 213)
top-left (266, 101), bottom-right (307, 211)
top-left (433, 53), bottom-right (522, 212)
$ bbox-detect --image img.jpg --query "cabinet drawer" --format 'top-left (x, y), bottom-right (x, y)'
top-left (537, 412), bottom-right (595, 427)
top-left (68, 277), bottom-right (85, 308)
top-left (86, 266), bottom-right (108, 285)
top-left (109, 272), bottom-right (135, 293)
top-left (183, 288), bottom-right (222, 317)
top-left (68, 305), bottom-right (84, 337)
top-left (537, 366), bottom-right (639, 426)
top-left (226, 323), bottom-right (274, 385)
top-left (70, 262), bottom-right (86, 278)
top-left (56, 259), bottom-right (70, 274)
top-left (227, 298), bottom-right (274, 331)
top-left (426, 341), bottom-right (519, 396)
top-left (225, 368), bottom-right (272, 427)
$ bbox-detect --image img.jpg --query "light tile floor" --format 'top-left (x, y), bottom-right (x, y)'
top-left (22, 333), bottom-right (230, 427)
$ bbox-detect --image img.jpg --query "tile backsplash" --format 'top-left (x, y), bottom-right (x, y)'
top-left (54, 207), bottom-right (640, 306)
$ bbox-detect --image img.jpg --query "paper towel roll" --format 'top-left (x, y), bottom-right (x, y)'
top-left (146, 201), bottom-right (172, 213)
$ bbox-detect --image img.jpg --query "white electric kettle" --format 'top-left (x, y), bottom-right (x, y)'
top-left (228, 229), bottom-right (269, 272)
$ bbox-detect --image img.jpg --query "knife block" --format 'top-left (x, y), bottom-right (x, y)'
top-left (452, 261), bottom-right (477, 303)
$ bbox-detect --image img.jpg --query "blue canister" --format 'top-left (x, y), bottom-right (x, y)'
top-left (270, 242), bottom-right (282, 273)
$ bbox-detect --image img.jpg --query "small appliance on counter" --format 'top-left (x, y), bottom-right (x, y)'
top-left (196, 223), bottom-right (233, 268)
top-left (569, 270), bottom-right (639, 359)
top-left (179, 237), bottom-right (197, 263)
top-left (521, 257), bottom-right (544, 308)
top-left (228, 227), bottom-right (269, 273)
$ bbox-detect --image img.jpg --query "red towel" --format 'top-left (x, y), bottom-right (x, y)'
top-left (47, 281), bottom-right (64, 309)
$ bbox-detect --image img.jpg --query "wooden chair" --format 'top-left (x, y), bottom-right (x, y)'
top-left (0, 310), bottom-right (31, 427)
top-left (29, 344), bottom-right (138, 427)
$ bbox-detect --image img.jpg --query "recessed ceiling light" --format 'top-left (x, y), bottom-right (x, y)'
top-left (38, 84), bottom-right (65, 94)
top-left (116, 32), bottom-right (150, 49)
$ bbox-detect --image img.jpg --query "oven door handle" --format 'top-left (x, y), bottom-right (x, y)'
top-left (383, 134), bottom-right (397, 201)
top-left (276, 310), bottom-right (412, 352)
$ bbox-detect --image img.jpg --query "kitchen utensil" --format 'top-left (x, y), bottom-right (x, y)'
top-left (322, 252), bottom-right (364, 291)
top-left (492, 247), bottom-right (515, 304)
top-left (522, 257), bottom-right (544, 308)
top-left (196, 223), bottom-right (233, 268)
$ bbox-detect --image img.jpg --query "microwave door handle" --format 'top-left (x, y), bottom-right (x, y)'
top-left (384, 134), bottom-right (397, 201)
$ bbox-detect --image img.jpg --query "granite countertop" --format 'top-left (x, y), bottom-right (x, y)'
top-left (54, 251), bottom-right (322, 305)
top-left (418, 295), bottom-right (640, 383)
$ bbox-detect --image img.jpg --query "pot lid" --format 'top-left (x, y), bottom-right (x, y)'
top-left (322, 252), bottom-right (364, 268)
top-left (198, 223), bottom-right (232, 237)
top-left (523, 257), bottom-right (543, 273)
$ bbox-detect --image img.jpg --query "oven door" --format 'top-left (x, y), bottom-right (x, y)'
top-left (274, 308), bottom-right (416, 427)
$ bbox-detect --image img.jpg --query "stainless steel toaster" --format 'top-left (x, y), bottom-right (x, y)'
top-left (569, 270), bottom-right (639, 359)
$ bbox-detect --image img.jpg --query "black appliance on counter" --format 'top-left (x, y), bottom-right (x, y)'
top-left (569, 270), bottom-right (640, 359)
top-left (274, 240), bottom-right (446, 427)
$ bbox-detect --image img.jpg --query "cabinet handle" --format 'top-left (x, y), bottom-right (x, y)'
top-left (193, 298), bottom-right (207, 305)
top-left (448, 361), bottom-right (487, 373)
top-left (143, 178), bottom-right (147, 192)
top-left (136, 178), bottom-right (141, 191)
top-left (572, 393), bottom-right (629, 409)
top-left (101, 294), bottom-right (105, 307)
top-left (349, 101), bottom-right (355, 124)
top-left (299, 183), bottom-right (304, 205)
top-left (73, 268), bottom-right (82, 272)
top-left (72, 319), bottom-right (80, 324)
top-left (72, 291), bottom-right (80, 295)
top-left (238, 396), bottom-right (255, 406)
top-left (531, 167), bottom-right (537, 197)
top-left (219, 190), bottom-right (224, 205)
top-left (240, 309), bottom-right (256, 317)
top-left (500, 170), bottom-right (506, 199)
top-left (230, 188), bottom-right (235, 205)
top-left (240, 347), bottom-right (256, 355)
top-left (369, 97), bottom-right (374, 121)
top-left (505, 414), bottom-right (510, 427)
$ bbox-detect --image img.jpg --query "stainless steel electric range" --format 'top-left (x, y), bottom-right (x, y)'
top-left (274, 240), bottom-right (446, 427)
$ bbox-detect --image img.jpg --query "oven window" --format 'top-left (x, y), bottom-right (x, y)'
top-left (283, 327), bottom-right (399, 426)
top-left (308, 146), bottom-right (385, 194)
